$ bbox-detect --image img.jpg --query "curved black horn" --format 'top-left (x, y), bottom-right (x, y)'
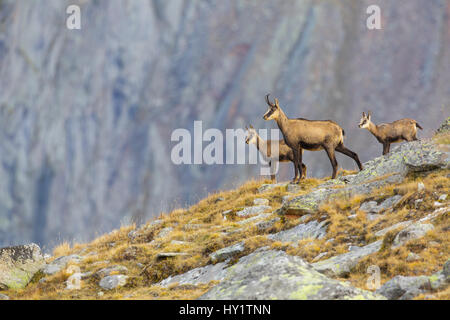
top-left (265, 94), bottom-right (274, 107)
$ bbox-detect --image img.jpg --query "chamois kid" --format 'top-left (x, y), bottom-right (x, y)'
top-left (245, 125), bottom-right (307, 182)
top-left (263, 94), bottom-right (363, 182)
top-left (358, 111), bottom-right (423, 155)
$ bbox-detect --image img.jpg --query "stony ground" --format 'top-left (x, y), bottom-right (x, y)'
top-left (0, 130), bottom-right (449, 300)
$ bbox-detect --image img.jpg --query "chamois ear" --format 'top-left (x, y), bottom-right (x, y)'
top-left (250, 124), bottom-right (254, 129)
top-left (368, 110), bottom-right (372, 118)
top-left (274, 98), bottom-right (279, 108)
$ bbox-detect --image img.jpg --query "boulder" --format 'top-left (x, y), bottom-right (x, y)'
top-left (99, 275), bottom-right (128, 290)
top-left (376, 275), bottom-right (431, 300)
top-left (255, 218), bottom-right (280, 231)
top-left (268, 220), bottom-right (328, 243)
top-left (312, 240), bottom-right (382, 277)
top-left (236, 205), bottom-right (271, 217)
top-left (157, 227), bottom-right (173, 238)
top-left (43, 254), bottom-right (82, 275)
top-left (199, 249), bottom-right (385, 300)
top-left (209, 242), bottom-right (245, 263)
top-left (392, 223), bottom-right (434, 248)
top-left (95, 265), bottom-right (128, 278)
top-left (0, 293), bottom-right (10, 300)
top-left (0, 243), bottom-right (45, 289)
top-left (157, 262), bottom-right (229, 287)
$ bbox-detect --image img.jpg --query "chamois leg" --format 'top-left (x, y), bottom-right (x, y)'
top-left (298, 163), bottom-right (307, 179)
top-left (386, 143), bottom-right (391, 154)
top-left (291, 149), bottom-right (300, 183)
top-left (269, 160), bottom-right (277, 182)
top-left (296, 148), bottom-right (304, 184)
top-left (382, 143), bottom-right (389, 155)
top-left (324, 146), bottom-right (338, 179)
top-left (335, 144), bottom-right (363, 171)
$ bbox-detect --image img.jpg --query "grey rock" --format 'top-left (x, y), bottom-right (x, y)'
top-left (183, 224), bottom-right (204, 231)
top-left (210, 242), bottom-right (245, 263)
top-left (443, 259), bottom-right (450, 278)
top-left (257, 183), bottom-right (287, 194)
top-left (255, 217), bottom-right (280, 231)
top-left (406, 252), bottom-right (421, 262)
top-left (157, 227), bottom-right (173, 239)
top-left (253, 198), bottom-right (269, 206)
top-left (268, 220), bottom-right (328, 243)
top-left (374, 221), bottom-right (413, 237)
top-left (313, 241), bottom-right (382, 277)
top-left (236, 205), bottom-right (271, 217)
top-left (0, 243), bottom-right (45, 289)
top-left (199, 250), bottom-right (385, 300)
top-left (287, 184), bottom-right (302, 193)
top-left (95, 265), bottom-right (128, 278)
top-left (428, 271), bottom-right (448, 291)
top-left (359, 201), bottom-right (379, 214)
top-left (99, 275), bottom-right (128, 290)
top-left (312, 252), bottom-right (329, 262)
top-left (439, 194), bottom-right (448, 201)
top-left (237, 213), bottom-right (270, 226)
top-left (376, 275), bottom-right (431, 300)
top-left (0, 293), bottom-right (10, 300)
top-left (359, 195), bottom-right (402, 215)
top-left (282, 195), bottom-right (292, 205)
top-left (158, 262), bottom-right (228, 287)
top-left (392, 223), bottom-right (434, 248)
top-left (367, 213), bottom-right (382, 221)
top-left (43, 254), bottom-right (82, 275)
top-left (436, 117), bottom-right (450, 134)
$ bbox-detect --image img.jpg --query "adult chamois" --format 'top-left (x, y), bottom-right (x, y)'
top-left (245, 125), bottom-right (307, 182)
top-left (263, 94), bottom-right (363, 182)
top-left (358, 111), bottom-right (423, 155)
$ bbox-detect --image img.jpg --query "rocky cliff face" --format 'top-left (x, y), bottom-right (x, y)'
top-left (0, 0), bottom-right (449, 249)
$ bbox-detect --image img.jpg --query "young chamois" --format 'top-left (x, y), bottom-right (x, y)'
top-left (263, 94), bottom-right (363, 182)
top-left (358, 111), bottom-right (423, 155)
top-left (245, 125), bottom-right (307, 182)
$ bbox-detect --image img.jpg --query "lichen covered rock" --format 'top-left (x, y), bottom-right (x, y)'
top-left (199, 249), bottom-right (385, 300)
top-left (0, 243), bottom-right (45, 289)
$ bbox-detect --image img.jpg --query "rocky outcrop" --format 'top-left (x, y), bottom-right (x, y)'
top-left (280, 140), bottom-right (450, 216)
top-left (199, 249), bottom-right (385, 300)
top-left (0, 243), bottom-right (45, 289)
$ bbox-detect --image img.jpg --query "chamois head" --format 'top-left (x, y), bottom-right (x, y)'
top-left (358, 111), bottom-right (372, 129)
top-left (263, 94), bottom-right (280, 121)
top-left (245, 125), bottom-right (258, 145)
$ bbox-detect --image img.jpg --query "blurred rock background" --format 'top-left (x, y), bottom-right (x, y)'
top-left (0, 0), bottom-right (448, 250)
